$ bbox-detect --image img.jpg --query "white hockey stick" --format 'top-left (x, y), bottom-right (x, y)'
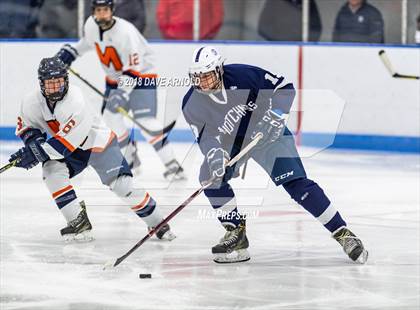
top-left (378, 50), bottom-right (419, 80)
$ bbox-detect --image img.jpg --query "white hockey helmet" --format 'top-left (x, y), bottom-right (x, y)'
top-left (189, 46), bottom-right (224, 92)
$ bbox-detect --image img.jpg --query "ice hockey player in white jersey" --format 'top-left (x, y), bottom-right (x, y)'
top-left (56, 0), bottom-right (186, 181)
top-left (9, 57), bottom-right (176, 242)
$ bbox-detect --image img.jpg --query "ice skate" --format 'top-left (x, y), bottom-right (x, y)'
top-left (163, 159), bottom-right (187, 181)
top-left (149, 223), bottom-right (176, 241)
top-left (333, 226), bottom-right (368, 264)
top-left (212, 218), bottom-right (250, 263)
top-left (60, 201), bottom-right (93, 242)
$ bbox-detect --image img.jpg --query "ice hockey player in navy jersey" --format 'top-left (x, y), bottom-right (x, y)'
top-left (182, 46), bottom-right (368, 264)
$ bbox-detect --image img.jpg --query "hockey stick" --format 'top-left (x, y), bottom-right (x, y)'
top-left (68, 67), bottom-right (105, 98)
top-left (378, 50), bottom-right (419, 80)
top-left (0, 159), bottom-right (18, 174)
top-left (68, 67), bottom-right (177, 136)
top-left (103, 133), bottom-right (263, 269)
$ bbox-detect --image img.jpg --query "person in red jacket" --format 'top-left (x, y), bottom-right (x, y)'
top-left (157, 0), bottom-right (223, 40)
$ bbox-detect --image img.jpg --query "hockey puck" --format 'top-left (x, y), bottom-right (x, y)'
top-left (139, 273), bottom-right (152, 279)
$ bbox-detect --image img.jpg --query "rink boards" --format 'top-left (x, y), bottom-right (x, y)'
top-left (0, 40), bottom-right (419, 152)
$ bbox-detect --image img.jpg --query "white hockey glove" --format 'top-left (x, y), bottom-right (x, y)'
top-left (206, 148), bottom-right (230, 179)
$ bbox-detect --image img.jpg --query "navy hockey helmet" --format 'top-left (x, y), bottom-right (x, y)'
top-left (91, 0), bottom-right (114, 11)
top-left (38, 57), bottom-right (69, 102)
top-left (91, 0), bottom-right (114, 28)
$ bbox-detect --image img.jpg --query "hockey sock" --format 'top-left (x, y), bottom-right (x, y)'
top-left (110, 176), bottom-right (163, 227)
top-left (129, 190), bottom-right (162, 227)
top-left (204, 183), bottom-right (242, 227)
top-left (283, 178), bottom-right (346, 232)
top-left (42, 160), bottom-right (81, 222)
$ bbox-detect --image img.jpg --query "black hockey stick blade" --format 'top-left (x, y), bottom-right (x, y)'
top-left (392, 73), bottom-right (420, 80)
top-left (103, 134), bottom-right (263, 270)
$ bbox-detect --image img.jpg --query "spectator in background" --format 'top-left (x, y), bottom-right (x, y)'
top-left (37, 0), bottom-right (78, 38)
top-left (156, 0), bottom-right (224, 40)
top-left (415, 14), bottom-right (420, 44)
top-left (258, 0), bottom-right (322, 42)
top-left (0, 0), bottom-right (44, 38)
top-left (114, 0), bottom-right (146, 33)
top-left (333, 0), bottom-right (384, 43)
top-left (85, 0), bottom-right (146, 34)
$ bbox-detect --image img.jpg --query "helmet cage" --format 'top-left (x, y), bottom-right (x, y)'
top-left (189, 66), bottom-right (223, 93)
top-left (40, 76), bottom-right (69, 102)
top-left (38, 58), bottom-right (69, 102)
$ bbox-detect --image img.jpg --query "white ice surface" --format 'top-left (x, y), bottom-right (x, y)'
top-left (0, 142), bottom-right (419, 310)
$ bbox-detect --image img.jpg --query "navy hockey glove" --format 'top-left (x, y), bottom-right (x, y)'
top-left (106, 89), bottom-right (130, 114)
top-left (28, 136), bottom-right (50, 163)
top-left (56, 44), bottom-right (77, 67)
top-left (9, 147), bottom-right (38, 170)
top-left (9, 136), bottom-right (50, 170)
top-left (252, 110), bottom-right (285, 149)
top-left (20, 128), bottom-right (46, 145)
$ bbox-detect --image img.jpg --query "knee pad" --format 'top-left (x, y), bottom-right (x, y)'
top-left (103, 109), bottom-right (127, 137)
top-left (42, 160), bottom-right (69, 181)
top-left (109, 175), bottom-right (133, 197)
top-left (42, 160), bottom-right (72, 196)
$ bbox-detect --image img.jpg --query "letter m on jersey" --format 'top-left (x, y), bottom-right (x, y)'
top-left (95, 43), bottom-right (123, 71)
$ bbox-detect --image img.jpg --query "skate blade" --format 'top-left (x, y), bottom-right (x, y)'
top-left (164, 171), bottom-right (187, 182)
top-left (164, 175), bottom-right (187, 182)
top-left (103, 260), bottom-right (116, 270)
top-left (356, 249), bottom-right (369, 264)
top-left (63, 230), bottom-right (94, 243)
top-left (213, 249), bottom-right (250, 264)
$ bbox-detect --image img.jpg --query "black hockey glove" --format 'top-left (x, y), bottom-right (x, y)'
top-left (20, 128), bottom-right (46, 145)
top-left (252, 110), bottom-right (286, 149)
top-left (56, 44), bottom-right (77, 67)
top-left (9, 136), bottom-right (49, 170)
top-left (106, 89), bottom-right (130, 114)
